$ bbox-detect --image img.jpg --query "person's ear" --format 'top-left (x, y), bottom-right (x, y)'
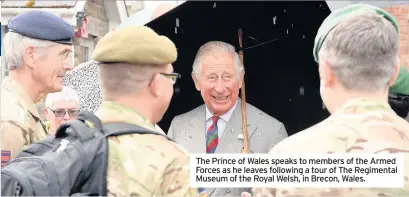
top-left (44, 108), bottom-right (51, 120)
top-left (238, 71), bottom-right (245, 89)
top-left (320, 60), bottom-right (335, 88)
top-left (23, 45), bottom-right (37, 69)
top-left (192, 72), bottom-right (201, 91)
top-left (150, 73), bottom-right (162, 97)
top-left (388, 59), bottom-right (401, 87)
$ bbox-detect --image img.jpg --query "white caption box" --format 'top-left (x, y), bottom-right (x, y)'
top-left (190, 153), bottom-right (405, 188)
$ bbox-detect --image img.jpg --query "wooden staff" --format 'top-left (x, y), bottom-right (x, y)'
top-left (238, 28), bottom-right (249, 154)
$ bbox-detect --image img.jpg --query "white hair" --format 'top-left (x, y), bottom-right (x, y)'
top-left (45, 86), bottom-right (79, 108)
top-left (3, 31), bottom-right (57, 69)
top-left (192, 41), bottom-right (244, 80)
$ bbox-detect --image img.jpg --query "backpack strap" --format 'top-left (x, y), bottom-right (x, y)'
top-left (102, 123), bottom-right (174, 142)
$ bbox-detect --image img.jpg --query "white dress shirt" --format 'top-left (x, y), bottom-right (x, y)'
top-left (155, 124), bottom-right (166, 135)
top-left (205, 100), bottom-right (238, 139)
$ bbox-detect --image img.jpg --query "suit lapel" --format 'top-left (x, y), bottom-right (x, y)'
top-left (208, 102), bottom-right (258, 196)
top-left (185, 105), bottom-right (207, 153)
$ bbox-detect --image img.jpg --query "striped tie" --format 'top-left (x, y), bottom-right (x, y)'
top-left (206, 116), bottom-right (219, 153)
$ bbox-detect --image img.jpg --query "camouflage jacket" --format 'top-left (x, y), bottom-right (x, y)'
top-left (1, 76), bottom-right (48, 165)
top-left (95, 101), bottom-right (199, 196)
top-left (253, 98), bottom-right (409, 196)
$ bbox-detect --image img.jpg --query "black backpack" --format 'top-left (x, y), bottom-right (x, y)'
top-left (1, 111), bottom-right (174, 196)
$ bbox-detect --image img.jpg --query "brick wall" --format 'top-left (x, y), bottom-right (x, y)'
top-left (384, 5), bottom-right (409, 70)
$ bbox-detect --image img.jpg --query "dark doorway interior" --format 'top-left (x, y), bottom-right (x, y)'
top-left (146, 1), bottom-right (331, 136)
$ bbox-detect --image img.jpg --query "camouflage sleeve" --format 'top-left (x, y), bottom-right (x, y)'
top-left (159, 155), bottom-right (199, 197)
top-left (1, 121), bottom-right (30, 166)
top-left (252, 146), bottom-right (282, 196)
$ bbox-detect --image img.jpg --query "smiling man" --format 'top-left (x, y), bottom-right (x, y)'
top-left (1, 10), bottom-right (74, 164)
top-left (168, 41), bottom-right (288, 197)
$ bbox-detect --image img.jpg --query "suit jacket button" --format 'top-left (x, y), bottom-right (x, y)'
top-left (226, 188), bottom-right (231, 193)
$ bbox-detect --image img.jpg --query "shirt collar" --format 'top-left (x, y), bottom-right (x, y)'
top-left (205, 100), bottom-right (238, 122)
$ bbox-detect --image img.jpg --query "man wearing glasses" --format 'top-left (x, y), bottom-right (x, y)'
top-left (44, 86), bottom-right (80, 134)
top-left (91, 26), bottom-right (198, 196)
top-left (1, 10), bottom-right (74, 164)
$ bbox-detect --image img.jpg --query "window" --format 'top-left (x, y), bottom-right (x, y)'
top-left (74, 45), bottom-right (88, 67)
top-left (84, 46), bottom-right (90, 62)
top-left (73, 37), bottom-right (94, 67)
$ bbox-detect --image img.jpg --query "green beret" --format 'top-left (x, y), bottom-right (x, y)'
top-left (92, 26), bottom-right (177, 65)
top-left (313, 4), bottom-right (399, 63)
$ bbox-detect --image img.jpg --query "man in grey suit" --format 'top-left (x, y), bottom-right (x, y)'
top-left (167, 41), bottom-right (288, 197)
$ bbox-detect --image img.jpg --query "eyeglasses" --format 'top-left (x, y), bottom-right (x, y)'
top-left (161, 73), bottom-right (181, 85)
top-left (58, 50), bottom-right (73, 65)
top-left (48, 107), bottom-right (79, 118)
top-left (59, 50), bottom-right (72, 60)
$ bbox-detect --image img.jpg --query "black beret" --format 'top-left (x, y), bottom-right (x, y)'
top-left (8, 10), bottom-right (75, 45)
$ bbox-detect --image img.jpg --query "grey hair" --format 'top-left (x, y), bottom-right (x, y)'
top-left (45, 86), bottom-right (79, 108)
top-left (192, 41), bottom-right (244, 80)
top-left (3, 31), bottom-right (57, 70)
top-left (318, 10), bottom-right (399, 92)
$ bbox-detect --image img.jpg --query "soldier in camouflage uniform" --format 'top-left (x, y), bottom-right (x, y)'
top-left (252, 4), bottom-right (409, 197)
top-left (91, 26), bottom-right (199, 196)
top-left (1, 10), bottom-right (74, 165)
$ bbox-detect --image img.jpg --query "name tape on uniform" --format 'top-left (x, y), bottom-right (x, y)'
top-left (189, 154), bottom-right (404, 188)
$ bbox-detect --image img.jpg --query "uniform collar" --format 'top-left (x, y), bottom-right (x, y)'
top-left (333, 97), bottom-right (394, 115)
top-left (95, 101), bottom-right (157, 132)
top-left (1, 76), bottom-right (41, 119)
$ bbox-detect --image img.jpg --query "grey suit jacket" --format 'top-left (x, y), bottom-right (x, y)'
top-left (168, 100), bottom-right (288, 197)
